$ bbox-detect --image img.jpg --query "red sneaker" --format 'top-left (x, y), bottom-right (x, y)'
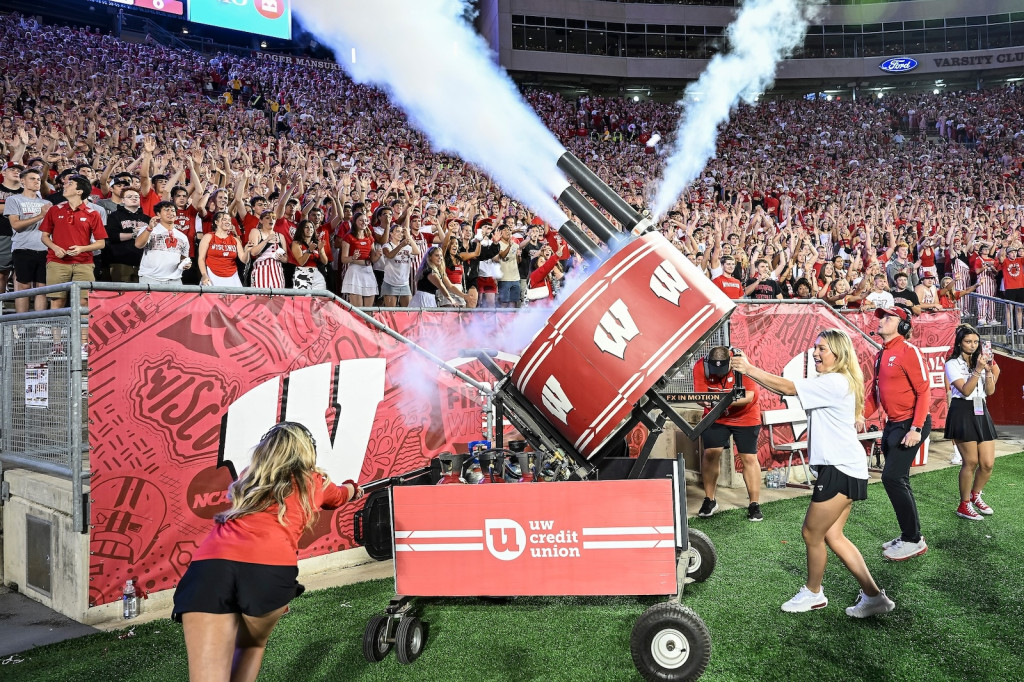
top-left (956, 500), bottom-right (983, 521)
top-left (971, 492), bottom-right (993, 515)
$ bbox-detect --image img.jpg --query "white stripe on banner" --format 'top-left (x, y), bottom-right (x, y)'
top-left (394, 543), bottom-right (484, 552)
top-left (582, 540), bottom-right (662, 549)
top-left (581, 526), bottom-right (675, 536)
top-left (394, 529), bottom-right (483, 539)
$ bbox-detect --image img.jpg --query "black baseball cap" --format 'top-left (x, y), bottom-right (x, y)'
top-left (707, 357), bottom-right (731, 378)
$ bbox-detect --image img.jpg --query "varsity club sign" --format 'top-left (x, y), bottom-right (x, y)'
top-left (392, 480), bottom-right (679, 597)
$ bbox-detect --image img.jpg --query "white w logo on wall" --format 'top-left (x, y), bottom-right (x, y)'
top-left (219, 360), bottom-right (386, 483)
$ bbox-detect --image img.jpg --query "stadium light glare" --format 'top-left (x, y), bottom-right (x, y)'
top-left (877, 92), bottom-right (883, 99)
top-left (633, 96), bottom-right (640, 102)
top-left (933, 89), bottom-right (939, 95)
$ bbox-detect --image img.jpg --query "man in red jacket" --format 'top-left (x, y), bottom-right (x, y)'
top-left (863, 307), bottom-right (932, 561)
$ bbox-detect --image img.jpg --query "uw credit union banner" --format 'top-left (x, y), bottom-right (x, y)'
top-left (85, 292), bottom-right (956, 606)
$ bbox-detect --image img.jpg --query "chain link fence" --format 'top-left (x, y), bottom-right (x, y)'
top-left (659, 320), bottom-right (731, 394)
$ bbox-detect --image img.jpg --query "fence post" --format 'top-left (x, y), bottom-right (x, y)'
top-left (69, 283), bottom-right (87, 534)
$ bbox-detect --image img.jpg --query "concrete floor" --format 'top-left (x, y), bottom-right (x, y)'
top-left (1, 433), bottom-right (1022, 655)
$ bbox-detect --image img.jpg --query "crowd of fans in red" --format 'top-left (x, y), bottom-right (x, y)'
top-left (1, 13), bottom-right (1022, 329)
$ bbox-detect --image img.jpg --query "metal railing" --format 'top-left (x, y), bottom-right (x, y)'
top-left (960, 293), bottom-right (1024, 356)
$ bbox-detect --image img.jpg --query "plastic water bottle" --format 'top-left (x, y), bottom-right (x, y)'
top-left (122, 579), bottom-right (138, 619)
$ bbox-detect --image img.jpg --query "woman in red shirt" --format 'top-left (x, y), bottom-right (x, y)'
top-left (340, 213), bottom-right (379, 306)
top-left (199, 211), bottom-right (249, 287)
top-left (173, 422), bottom-right (362, 681)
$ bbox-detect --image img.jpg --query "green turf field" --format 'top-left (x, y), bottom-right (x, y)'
top-left (9, 453), bottom-right (1024, 682)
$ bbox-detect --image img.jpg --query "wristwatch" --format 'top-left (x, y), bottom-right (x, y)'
top-left (910, 426), bottom-right (922, 434)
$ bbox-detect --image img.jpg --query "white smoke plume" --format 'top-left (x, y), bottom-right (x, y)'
top-left (291, 0), bottom-right (570, 225)
top-left (650, 0), bottom-right (813, 218)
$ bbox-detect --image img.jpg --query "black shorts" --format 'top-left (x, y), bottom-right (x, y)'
top-left (703, 423), bottom-right (761, 454)
top-left (171, 559), bottom-right (301, 622)
top-left (1005, 288), bottom-right (1024, 304)
top-left (13, 249), bottom-right (47, 284)
top-left (811, 465), bottom-right (867, 502)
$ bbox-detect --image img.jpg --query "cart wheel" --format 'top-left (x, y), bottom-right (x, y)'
top-left (362, 615), bottom-right (392, 663)
top-left (630, 602), bottom-right (711, 682)
top-left (394, 616), bottom-right (426, 664)
top-left (685, 528), bottom-right (717, 583)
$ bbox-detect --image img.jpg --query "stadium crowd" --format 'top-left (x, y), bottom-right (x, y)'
top-left (1, 12), bottom-right (1023, 325)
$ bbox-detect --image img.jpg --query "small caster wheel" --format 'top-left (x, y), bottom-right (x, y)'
top-left (630, 602), bottom-right (711, 681)
top-left (362, 614), bottom-right (392, 663)
top-left (685, 528), bottom-right (717, 583)
top-left (394, 616), bottom-right (425, 664)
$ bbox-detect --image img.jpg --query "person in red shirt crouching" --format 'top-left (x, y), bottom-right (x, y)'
top-left (693, 347), bottom-right (764, 521)
top-left (172, 422), bottom-right (363, 682)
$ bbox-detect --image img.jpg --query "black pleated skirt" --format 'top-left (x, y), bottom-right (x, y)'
top-left (944, 398), bottom-right (997, 443)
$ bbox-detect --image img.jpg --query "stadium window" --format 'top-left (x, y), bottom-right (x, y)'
top-left (843, 25), bottom-right (861, 34)
top-left (647, 24), bottom-right (666, 34)
top-left (883, 31), bottom-right (904, 56)
top-left (512, 15), bottom-right (524, 24)
top-left (924, 28), bottom-right (945, 53)
top-left (524, 16), bottom-right (544, 26)
top-left (987, 14), bottom-right (1009, 24)
top-left (844, 34), bottom-right (863, 58)
top-left (587, 21), bottom-right (606, 31)
top-left (625, 32), bottom-right (646, 58)
top-left (824, 25), bottom-right (842, 34)
top-left (883, 22), bottom-right (902, 32)
top-left (647, 33), bottom-right (667, 57)
top-left (945, 17), bottom-right (966, 27)
top-left (626, 24), bottom-right (645, 33)
top-left (904, 30), bottom-right (924, 54)
top-left (566, 19), bottom-right (585, 29)
top-left (903, 20), bottom-right (924, 30)
top-left (686, 26), bottom-right (705, 35)
top-left (546, 27), bottom-right (567, 52)
top-left (802, 34), bottom-right (824, 59)
top-left (945, 26), bottom-right (966, 52)
top-left (608, 23), bottom-right (625, 33)
top-left (512, 24), bottom-right (526, 51)
top-left (923, 19), bottom-right (944, 29)
top-left (862, 32), bottom-right (883, 57)
top-left (1013, 21), bottom-right (1024, 46)
top-left (606, 31), bottom-right (625, 57)
top-left (524, 25), bottom-right (545, 51)
top-left (988, 22), bottom-right (1011, 48)
top-left (966, 16), bottom-right (986, 26)
top-left (547, 18), bottom-right (566, 28)
top-left (665, 33), bottom-right (685, 58)
top-left (823, 34), bottom-right (843, 58)
top-left (686, 35), bottom-right (708, 59)
top-left (567, 29), bottom-right (587, 54)
top-left (588, 31), bottom-right (608, 56)
top-left (667, 25), bottom-right (686, 34)
top-left (1012, 12), bottom-right (1024, 21)
top-left (966, 26), bottom-right (986, 51)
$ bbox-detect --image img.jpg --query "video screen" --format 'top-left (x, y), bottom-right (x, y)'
top-left (187, 0), bottom-right (292, 40)
top-left (89, 0), bottom-right (185, 17)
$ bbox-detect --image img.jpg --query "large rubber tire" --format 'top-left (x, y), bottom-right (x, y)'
top-left (630, 603), bottom-right (711, 682)
top-left (394, 616), bottom-right (426, 664)
top-left (362, 615), bottom-right (392, 663)
top-left (685, 528), bottom-right (717, 583)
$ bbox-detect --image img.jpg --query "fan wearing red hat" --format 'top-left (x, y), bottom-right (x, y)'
top-left (863, 307), bottom-right (932, 562)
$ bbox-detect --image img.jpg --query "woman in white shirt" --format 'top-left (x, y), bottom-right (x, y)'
top-left (731, 329), bottom-right (895, 618)
top-left (944, 325), bottom-right (1000, 521)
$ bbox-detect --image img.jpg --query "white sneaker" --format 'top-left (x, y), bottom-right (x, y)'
top-left (950, 451), bottom-right (963, 465)
top-left (845, 590), bottom-right (896, 618)
top-left (882, 536), bottom-right (901, 550)
top-left (883, 537), bottom-right (928, 561)
top-left (781, 585), bottom-right (828, 613)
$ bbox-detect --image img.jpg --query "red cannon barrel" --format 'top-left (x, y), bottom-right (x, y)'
top-left (510, 231), bottom-right (735, 459)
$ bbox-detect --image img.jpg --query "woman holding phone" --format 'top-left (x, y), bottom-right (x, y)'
top-left (944, 325), bottom-right (1000, 520)
top-left (731, 330), bottom-right (895, 618)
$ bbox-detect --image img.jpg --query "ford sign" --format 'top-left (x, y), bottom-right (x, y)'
top-left (879, 57), bottom-right (919, 73)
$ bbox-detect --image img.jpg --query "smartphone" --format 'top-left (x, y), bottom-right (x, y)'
top-left (982, 340), bottom-right (992, 359)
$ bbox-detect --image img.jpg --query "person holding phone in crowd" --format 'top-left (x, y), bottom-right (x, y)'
top-left (731, 331), bottom-right (895, 617)
top-left (865, 307), bottom-right (932, 562)
top-left (172, 422), bottom-right (363, 682)
top-left (944, 325), bottom-right (1000, 520)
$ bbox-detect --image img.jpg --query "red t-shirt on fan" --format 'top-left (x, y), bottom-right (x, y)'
top-left (692, 359), bottom-right (761, 427)
top-left (712, 274), bottom-right (743, 300)
top-left (1001, 257), bottom-right (1023, 290)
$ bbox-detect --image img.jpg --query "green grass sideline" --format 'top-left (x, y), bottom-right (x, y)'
top-left (9, 452), bottom-right (1024, 682)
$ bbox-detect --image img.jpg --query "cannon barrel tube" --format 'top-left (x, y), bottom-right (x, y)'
top-left (557, 186), bottom-right (628, 249)
top-left (557, 152), bottom-right (654, 236)
top-left (555, 220), bottom-right (603, 261)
